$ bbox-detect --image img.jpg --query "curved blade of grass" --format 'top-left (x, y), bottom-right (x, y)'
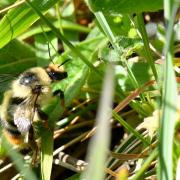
top-left (114, 80), bottom-right (155, 113)
top-left (133, 148), bottom-right (158, 180)
top-left (18, 19), bottom-right (90, 40)
top-left (112, 111), bottom-right (150, 146)
top-left (41, 130), bottom-right (54, 180)
top-left (81, 64), bottom-right (114, 180)
top-left (135, 14), bottom-right (158, 81)
top-left (110, 152), bottom-right (147, 161)
top-left (158, 1), bottom-right (179, 180)
top-left (25, 0), bottom-right (102, 77)
top-left (0, 0), bottom-right (59, 48)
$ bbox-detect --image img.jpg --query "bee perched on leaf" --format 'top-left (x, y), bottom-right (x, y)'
top-left (0, 63), bottom-right (67, 163)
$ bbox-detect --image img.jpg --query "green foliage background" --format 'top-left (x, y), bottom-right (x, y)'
top-left (0, 0), bottom-right (179, 180)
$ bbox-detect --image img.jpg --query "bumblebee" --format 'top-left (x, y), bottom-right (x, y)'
top-left (0, 63), bottom-right (67, 161)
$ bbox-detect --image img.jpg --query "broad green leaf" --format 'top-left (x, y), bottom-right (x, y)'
top-left (64, 64), bottom-right (89, 106)
top-left (0, 39), bottom-right (36, 99)
top-left (98, 36), bottom-right (153, 92)
top-left (104, 15), bottom-right (133, 37)
top-left (0, 39), bottom-right (36, 71)
top-left (53, 28), bottom-right (105, 105)
top-left (0, 0), bottom-right (59, 48)
top-left (0, 58), bottom-right (36, 73)
top-left (98, 36), bottom-right (143, 63)
top-left (87, 0), bottom-right (163, 14)
top-left (125, 62), bottom-right (152, 91)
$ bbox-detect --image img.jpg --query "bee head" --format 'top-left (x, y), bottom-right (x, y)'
top-left (12, 64), bottom-right (67, 98)
top-left (46, 63), bottom-right (67, 81)
top-left (13, 67), bottom-right (52, 97)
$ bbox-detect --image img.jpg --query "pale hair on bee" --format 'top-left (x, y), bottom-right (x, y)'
top-left (0, 63), bottom-right (67, 163)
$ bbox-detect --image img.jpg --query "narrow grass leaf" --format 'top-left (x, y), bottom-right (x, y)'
top-left (41, 130), bottom-right (53, 180)
top-left (41, 99), bottom-right (64, 180)
top-left (112, 111), bottom-right (150, 146)
top-left (159, 1), bottom-right (179, 179)
top-left (136, 14), bottom-right (158, 81)
top-left (81, 64), bottom-right (114, 180)
top-left (18, 20), bottom-right (90, 40)
top-left (133, 148), bottom-right (158, 180)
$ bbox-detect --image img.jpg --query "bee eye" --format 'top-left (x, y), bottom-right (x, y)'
top-left (20, 72), bottom-right (38, 86)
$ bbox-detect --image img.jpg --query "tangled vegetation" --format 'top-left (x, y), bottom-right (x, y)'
top-left (0, 0), bottom-right (179, 180)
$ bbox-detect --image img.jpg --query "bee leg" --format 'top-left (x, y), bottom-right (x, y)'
top-left (36, 106), bottom-right (49, 129)
top-left (28, 127), bottom-right (39, 166)
top-left (53, 89), bottom-right (65, 107)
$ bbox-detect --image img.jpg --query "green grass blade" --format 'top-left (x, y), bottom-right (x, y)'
top-left (158, 1), bottom-right (179, 180)
top-left (112, 111), bottom-right (150, 146)
top-left (81, 64), bottom-right (114, 180)
top-left (41, 98), bottom-right (64, 180)
top-left (41, 130), bottom-right (54, 180)
top-left (136, 14), bottom-right (158, 81)
top-left (18, 19), bottom-right (90, 40)
top-left (133, 148), bottom-right (158, 180)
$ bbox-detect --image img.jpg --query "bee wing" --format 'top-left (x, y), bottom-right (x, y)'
top-left (0, 74), bottom-right (17, 93)
top-left (13, 97), bottom-right (36, 135)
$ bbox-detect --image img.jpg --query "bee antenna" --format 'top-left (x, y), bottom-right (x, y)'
top-left (58, 59), bottom-right (70, 67)
top-left (40, 24), bottom-right (55, 65)
top-left (47, 42), bottom-right (55, 65)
